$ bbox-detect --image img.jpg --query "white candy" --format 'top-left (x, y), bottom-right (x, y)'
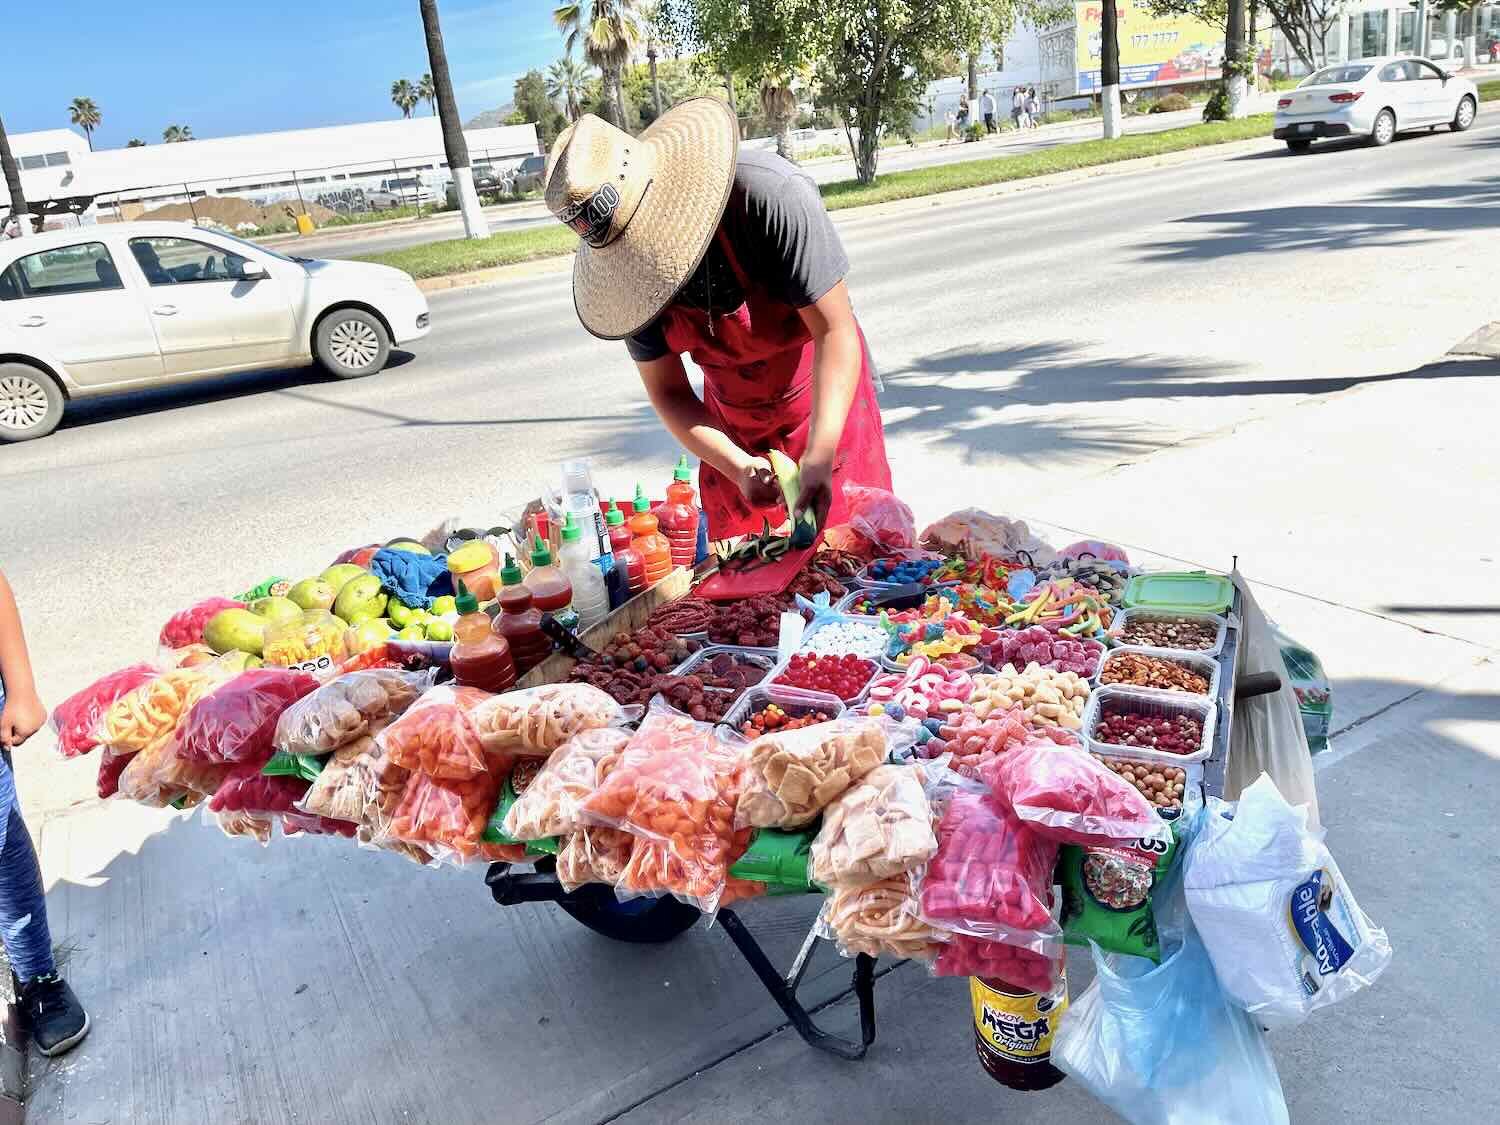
top-left (801, 620), bottom-right (889, 659)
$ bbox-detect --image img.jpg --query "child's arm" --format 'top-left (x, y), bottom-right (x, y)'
top-left (0, 570), bottom-right (47, 748)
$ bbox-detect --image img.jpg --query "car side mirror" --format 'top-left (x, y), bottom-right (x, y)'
top-left (240, 260), bottom-right (267, 280)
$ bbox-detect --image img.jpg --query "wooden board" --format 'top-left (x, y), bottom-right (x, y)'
top-left (516, 565), bottom-right (696, 687)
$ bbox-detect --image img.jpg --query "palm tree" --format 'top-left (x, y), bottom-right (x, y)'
top-left (162, 124), bottom-right (193, 143)
top-left (391, 78), bottom-right (419, 118)
top-left (127, 138), bottom-right (146, 147)
top-left (547, 55), bottom-right (592, 122)
top-left (418, 73), bottom-right (436, 115)
top-left (553, 1), bottom-right (641, 128)
top-left (69, 97), bottom-right (102, 151)
top-left (0, 113), bottom-right (31, 237)
top-left (419, 1), bottom-right (488, 239)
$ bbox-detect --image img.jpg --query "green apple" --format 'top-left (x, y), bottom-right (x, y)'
top-left (424, 619), bottom-right (454, 642)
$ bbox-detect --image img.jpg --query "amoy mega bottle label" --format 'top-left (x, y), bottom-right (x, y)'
top-left (970, 978), bottom-right (1069, 1064)
top-left (1289, 867), bottom-right (1360, 997)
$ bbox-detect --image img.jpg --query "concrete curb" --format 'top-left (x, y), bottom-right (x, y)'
top-left (1449, 322), bottom-right (1500, 358)
top-left (414, 132), bottom-right (1277, 295)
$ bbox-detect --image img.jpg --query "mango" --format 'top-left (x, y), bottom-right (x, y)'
top-left (288, 578), bottom-right (337, 612)
top-left (387, 601), bottom-right (424, 629)
top-left (249, 595), bottom-right (303, 625)
top-left (204, 608), bottom-right (269, 657)
top-left (320, 563), bottom-right (367, 593)
top-left (333, 574), bottom-right (388, 623)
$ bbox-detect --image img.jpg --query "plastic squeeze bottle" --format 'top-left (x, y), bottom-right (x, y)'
top-left (558, 512), bottom-right (609, 632)
top-left (659, 454), bottom-right (701, 569)
top-left (524, 533), bottom-right (574, 613)
top-left (494, 555), bottom-right (552, 675)
top-left (449, 582), bottom-right (515, 693)
top-left (629, 484), bottom-right (673, 588)
top-left (607, 500), bottom-right (644, 598)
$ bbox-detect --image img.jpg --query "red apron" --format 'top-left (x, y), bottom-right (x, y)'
top-left (659, 231), bottom-right (891, 539)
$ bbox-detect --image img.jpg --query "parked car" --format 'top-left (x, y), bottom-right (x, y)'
top-left (1273, 56), bottom-right (1477, 152)
top-left (511, 154), bottom-right (547, 194)
top-left (0, 221), bottom-right (430, 441)
top-left (366, 175), bottom-right (440, 210)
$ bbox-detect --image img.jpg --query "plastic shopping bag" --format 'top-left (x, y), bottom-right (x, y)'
top-left (809, 763), bottom-right (937, 887)
top-left (1054, 929), bottom-right (1290, 1125)
top-left (980, 740), bottom-right (1170, 848)
top-left (1273, 626), bottom-right (1333, 753)
top-left (1185, 775), bottom-right (1390, 1029)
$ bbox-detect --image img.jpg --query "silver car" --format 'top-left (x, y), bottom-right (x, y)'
top-left (1274, 56), bottom-right (1478, 153)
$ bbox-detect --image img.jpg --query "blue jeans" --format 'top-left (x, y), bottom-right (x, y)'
top-left (0, 686), bottom-right (55, 982)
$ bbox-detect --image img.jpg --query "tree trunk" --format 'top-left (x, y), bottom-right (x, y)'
top-left (0, 114), bottom-right (29, 238)
top-left (853, 99), bottom-right (881, 184)
top-left (1225, 0), bottom-right (1249, 118)
top-left (648, 46), bottom-right (663, 120)
top-left (614, 67), bottom-right (628, 131)
top-left (724, 68), bottom-right (738, 132)
top-left (1101, 0), bottom-right (1123, 139)
top-left (967, 52), bottom-right (979, 100)
top-left (419, 0), bottom-right (488, 239)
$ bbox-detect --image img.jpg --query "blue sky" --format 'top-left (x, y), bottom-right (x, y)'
top-left (8, 1), bottom-right (563, 148)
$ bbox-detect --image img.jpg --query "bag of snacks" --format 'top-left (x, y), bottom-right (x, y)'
top-left (114, 729), bottom-right (225, 807)
top-left (158, 597), bottom-right (245, 650)
top-left (379, 685), bottom-right (493, 781)
top-left (579, 705), bottom-right (748, 910)
top-left (50, 663), bottom-right (159, 758)
top-left (933, 933), bottom-right (1062, 993)
top-left (274, 668), bottom-right (433, 755)
top-left (210, 768), bottom-right (311, 816)
top-left (261, 610), bottom-right (350, 678)
top-left (555, 825), bottom-right (636, 892)
top-left (471, 683), bottom-right (637, 757)
top-left (282, 811), bottom-right (358, 839)
top-left (809, 764), bottom-right (937, 887)
top-left (176, 668), bottom-right (321, 766)
top-left (96, 660), bottom-right (237, 758)
top-left (381, 765), bottom-right (506, 864)
top-left (735, 717), bottom-right (894, 831)
top-left (916, 790), bottom-right (1061, 951)
top-left (296, 728), bottom-right (395, 826)
top-left (97, 748), bottom-right (132, 799)
top-left (501, 727), bottom-right (631, 841)
top-left (819, 876), bottom-right (946, 961)
top-left (1059, 826), bottom-right (1179, 963)
top-left (210, 807), bottom-right (274, 846)
top-left (980, 741), bottom-right (1171, 848)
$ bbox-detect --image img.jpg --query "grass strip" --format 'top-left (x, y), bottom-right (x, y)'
top-left (361, 114), bottom-right (1275, 278)
top-left (1478, 79), bottom-right (1499, 103)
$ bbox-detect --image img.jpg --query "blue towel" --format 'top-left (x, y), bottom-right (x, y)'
top-left (370, 548), bottom-right (454, 609)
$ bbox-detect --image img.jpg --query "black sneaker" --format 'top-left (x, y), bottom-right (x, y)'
top-left (19, 973), bottom-right (90, 1057)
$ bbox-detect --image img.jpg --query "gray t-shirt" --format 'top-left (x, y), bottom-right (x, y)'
top-left (625, 147), bottom-right (849, 362)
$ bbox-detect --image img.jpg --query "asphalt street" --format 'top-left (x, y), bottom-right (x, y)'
top-left (283, 99), bottom-right (1269, 260)
top-left (6, 118), bottom-right (1499, 1122)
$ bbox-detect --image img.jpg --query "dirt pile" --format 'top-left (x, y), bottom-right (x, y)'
top-left (141, 195), bottom-right (337, 228)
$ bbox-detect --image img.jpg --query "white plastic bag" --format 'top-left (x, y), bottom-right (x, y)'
top-left (1185, 775), bottom-right (1391, 1029)
top-left (1054, 928), bottom-right (1290, 1125)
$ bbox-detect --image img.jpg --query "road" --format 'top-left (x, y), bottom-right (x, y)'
top-left (285, 98), bottom-right (1275, 260)
top-left (8, 122), bottom-right (1500, 1123)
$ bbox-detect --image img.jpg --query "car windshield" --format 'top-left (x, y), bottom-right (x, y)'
top-left (519, 157), bottom-right (545, 173)
top-left (386, 178), bottom-right (421, 189)
top-left (208, 230), bottom-right (296, 264)
top-left (1303, 65), bottom-right (1372, 86)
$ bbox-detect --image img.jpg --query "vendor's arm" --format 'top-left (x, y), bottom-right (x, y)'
top-left (0, 569), bottom-right (46, 748)
top-left (795, 280), bottom-right (861, 530)
top-left (634, 355), bottom-right (782, 508)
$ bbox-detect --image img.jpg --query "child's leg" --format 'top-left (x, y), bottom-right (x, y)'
top-left (0, 797), bottom-right (55, 983)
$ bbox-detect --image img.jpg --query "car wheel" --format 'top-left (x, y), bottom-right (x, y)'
top-left (315, 308), bottom-right (391, 379)
top-left (1452, 96), bottom-right (1477, 132)
top-left (1285, 138), bottom-right (1313, 153)
top-left (0, 362), bottom-right (64, 443)
top-left (1370, 109), bottom-right (1396, 147)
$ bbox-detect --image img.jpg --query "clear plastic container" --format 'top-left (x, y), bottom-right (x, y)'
top-left (1095, 644), bottom-right (1221, 700)
top-left (671, 643), bottom-right (778, 680)
top-left (1112, 609), bottom-right (1227, 657)
top-left (557, 512), bottom-right (609, 633)
top-left (447, 540), bottom-right (501, 603)
top-left (852, 552), bottom-right (947, 590)
top-left (767, 653), bottom-right (880, 704)
top-left (1082, 684), bottom-right (1217, 765)
top-left (797, 613), bottom-right (891, 660)
top-left (1086, 747), bottom-right (1204, 818)
top-left (1122, 570), bottom-right (1233, 615)
top-left (719, 684), bottom-right (846, 737)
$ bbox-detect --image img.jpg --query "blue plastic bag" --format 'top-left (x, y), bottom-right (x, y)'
top-left (1054, 927), bottom-right (1289, 1125)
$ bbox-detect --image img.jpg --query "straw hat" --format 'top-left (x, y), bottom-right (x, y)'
top-left (545, 97), bottom-right (739, 340)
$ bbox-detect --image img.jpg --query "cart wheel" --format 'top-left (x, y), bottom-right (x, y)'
top-left (558, 885), bottom-right (701, 944)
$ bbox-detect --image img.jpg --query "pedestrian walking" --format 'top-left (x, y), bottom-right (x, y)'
top-left (956, 94), bottom-right (971, 135)
top-left (980, 90), bottom-right (997, 134)
top-left (1025, 88), bottom-right (1041, 129)
top-left (1011, 86), bottom-right (1025, 130)
top-left (0, 568), bottom-right (90, 1058)
top-left (944, 110), bottom-right (957, 143)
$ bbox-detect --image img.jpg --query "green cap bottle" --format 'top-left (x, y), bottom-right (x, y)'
top-left (632, 483), bottom-right (650, 513)
top-left (453, 578), bottom-right (478, 615)
top-left (499, 553), bottom-right (524, 587)
top-left (605, 500), bottom-right (626, 527)
top-left (673, 454), bottom-right (693, 482)
top-left (561, 511), bottom-right (582, 542)
top-left (530, 533), bottom-right (553, 568)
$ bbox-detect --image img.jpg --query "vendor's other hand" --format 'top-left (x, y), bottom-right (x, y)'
top-left (0, 690), bottom-right (47, 749)
top-left (736, 456), bottom-right (783, 509)
top-left (795, 455), bottom-right (834, 532)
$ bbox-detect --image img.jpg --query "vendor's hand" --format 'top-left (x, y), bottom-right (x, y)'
top-left (735, 456), bottom-right (783, 510)
top-left (0, 689), bottom-right (47, 749)
top-left (794, 454), bottom-right (834, 533)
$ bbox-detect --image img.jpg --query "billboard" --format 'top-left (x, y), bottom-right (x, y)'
top-left (1075, 1), bottom-right (1236, 93)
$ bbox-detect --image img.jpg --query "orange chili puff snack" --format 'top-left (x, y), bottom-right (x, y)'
top-left (383, 760), bottom-right (506, 863)
top-left (380, 684), bottom-right (493, 781)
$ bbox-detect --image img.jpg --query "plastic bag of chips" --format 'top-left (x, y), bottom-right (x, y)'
top-left (501, 727), bottom-right (631, 841)
top-left (471, 683), bottom-right (638, 757)
top-left (50, 663), bottom-right (158, 758)
top-left (176, 668), bottom-right (320, 766)
top-left (379, 684), bottom-right (493, 781)
top-left (274, 667), bottom-right (434, 756)
top-left (735, 717), bottom-right (894, 831)
top-left (809, 764), bottom-right (937, 887)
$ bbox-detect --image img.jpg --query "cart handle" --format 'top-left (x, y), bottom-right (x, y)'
top-left (1235, 671), bottom-right (1281, 700)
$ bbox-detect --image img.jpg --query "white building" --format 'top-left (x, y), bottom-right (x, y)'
top-left (1268, 1), bottom-right (1500, 76)
top-left (916, 26), bottom-right (1065, 132)
top-left (3, 116), bottom-right (539, 223)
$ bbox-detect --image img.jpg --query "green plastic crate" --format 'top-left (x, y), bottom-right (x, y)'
top-left (1123, 571), bottom-right (1233, 615)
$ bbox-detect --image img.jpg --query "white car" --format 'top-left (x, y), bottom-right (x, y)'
top-left (1274, 56), bottom-right (1478, 153)
top-left (0, 220), bottom-right (429, 441)
top-left (366, 176), bottom-right (440, 210)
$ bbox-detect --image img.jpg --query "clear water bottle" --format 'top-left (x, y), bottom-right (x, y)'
top-left (559, 459), bottom-right (604, 560)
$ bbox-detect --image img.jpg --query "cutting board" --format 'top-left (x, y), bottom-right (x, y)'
top-left (694, 545), bottom-right (817, 601)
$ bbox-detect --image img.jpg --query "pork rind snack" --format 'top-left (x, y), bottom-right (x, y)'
top-left (295, 727), bottom-right (396, 825)
top-left (735, 717), bottom-right (891, 830)
top-left (275, 668), bottom-right (433, 755)
top-left (379, 685), bottom-right (493, 781)
top-left (471, 684), bottom-right (635, 757)
top-left (555, 825), bottom-right (636, 892)
top-left (117, 730), bottom-right (231, 807)
top-left (501, 727), bottom-right (631, 841)
top-left (809, 764), bottom-right (937, 887)
top-left (820, 876), bottom-right (946, 961)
